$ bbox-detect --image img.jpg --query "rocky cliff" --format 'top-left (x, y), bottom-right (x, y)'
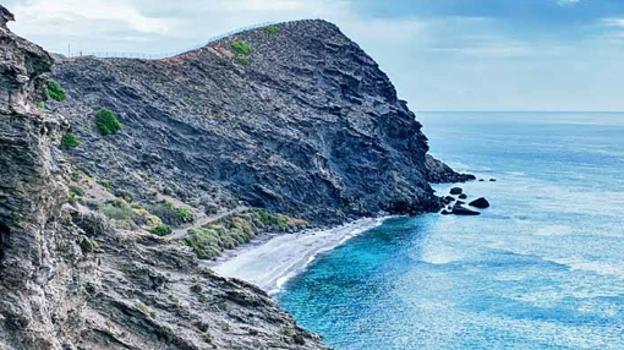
top-left (0, 7), bottom-right (327, 349)
top-left (1, 6), bottom-right (472, 349)
top-left (50, 19), bottom-right (471, 225)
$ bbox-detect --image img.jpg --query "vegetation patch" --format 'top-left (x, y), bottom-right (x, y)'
top-left (95, 108), bottom-right (123, 135)
top-left (99, 198), bottom-right (164, 231)
top-left (149, 201), bottom-right (194, 227)
top-left (68, 185), bottom-right (84, 204)
top-left (35, 101), bottom-right (45, 109)
top-left (47, 79), bottom-right (66, 101)
top-left (150, 224), bottom-right (172, 236)
top-left (230, 40), bottom-right (252, 55)
top-left (176, 208), bottom-right (194, 223)
top-left (265, 25), bottom-right (279, 34)
top-left (183, 209), bottom-right (306, 259)
top-left (61, 132), bottom-right (80, 148)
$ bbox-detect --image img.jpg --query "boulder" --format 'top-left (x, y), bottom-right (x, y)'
top-left (489, 178), bottom-right (497, 182)
top-left (451, 205), bottom-right (480, 216)
top-left (449, 187), bottom-right (463, 195)
top-left (468, 197), bottom-right (490, 209)
top-left (440, 210), bottom-right (452, 215)
top-left (442, 195), bottom-right (455, 204)
top-left (458, 193), bottom-right (467, 199)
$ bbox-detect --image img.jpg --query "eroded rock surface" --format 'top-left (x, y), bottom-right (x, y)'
top-left (0, 7), bottom-right (326, 349)
top-left (51, 20), bottom-right (469, 224)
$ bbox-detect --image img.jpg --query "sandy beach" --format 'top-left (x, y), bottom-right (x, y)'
top-left (207, 217), bottom-right (388, 294)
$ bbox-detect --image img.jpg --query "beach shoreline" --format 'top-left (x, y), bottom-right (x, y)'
top-left (205, 216), bottom-right (389, 295)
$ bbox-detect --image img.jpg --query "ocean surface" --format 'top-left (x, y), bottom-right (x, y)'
top-left (276, 112), bottom-right (624, 349)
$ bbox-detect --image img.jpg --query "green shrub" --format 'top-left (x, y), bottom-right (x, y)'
top-left (35, 101), bottom-right (45, 109)
top-left (176, 208), bottom-right (194, 223)
top-left (47, 79), bottom-right (66, 101)
top-left (231, 40), bottom-right (252, 56)
top-left (98, 178), bottom-right (113, 190)
top-left (95, 108), bottom-right (123, 135)
top-left (150, 224), bottom-right (172, 236)
top-left (99, 199), bottom-right (134, 221)
top-left (265, 25), bottom-right (279, 34)
top-left (61, 132), bottom-right (80, 148)
top-left (190, 283), bottom-right (202, 294)
top-left (68, 185), bottom-right (84, 203)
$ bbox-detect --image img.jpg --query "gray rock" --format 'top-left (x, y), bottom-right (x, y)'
top-left (50, 19), bottom-right (460, 224)
top-left (0, 8), bottom-right (327, 349)
top-left (450, 187), bottom-right (463, 195)
top-left (451, 205), bottom-right (480, 216)
top-left (469, 197), bottom-right (490, 209)
top-left (424, 154), bottom-right (475, 183)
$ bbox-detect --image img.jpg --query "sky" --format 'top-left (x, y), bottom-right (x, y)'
top-left (4, 0), bottom-right (624, 111)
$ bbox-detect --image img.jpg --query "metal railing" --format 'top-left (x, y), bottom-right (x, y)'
top-left (68, 20), bottom-right (281, 59)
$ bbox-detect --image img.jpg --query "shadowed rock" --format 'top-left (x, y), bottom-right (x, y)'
top-left (469, 197), bottom-right (490, 209)
top-left (452, 205), bottom-right (480, 216)
top-left (450, 187), bottom-right (463, 195)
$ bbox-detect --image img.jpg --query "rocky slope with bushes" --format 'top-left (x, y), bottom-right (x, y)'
top-left (0, 7), bottom-right (326, 349)
top-left (1, 5), bottom-right (471, 349)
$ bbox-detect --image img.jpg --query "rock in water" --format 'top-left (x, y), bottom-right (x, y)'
top-left (452, 205), bottom-right (480, 216)
top-left (450, 187), bottom-right (463, 195)
top-left (442, 195), bottom-right (455, 204)
top-left (469, 197), bottom-right (490, 209)
top-left (458, 193), bottom-right (467, 199)
top-left (424, 154), bottom-right (475, 183)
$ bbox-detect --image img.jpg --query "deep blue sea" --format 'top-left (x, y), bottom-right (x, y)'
top-left (276, 112), bottom-right (624, 349)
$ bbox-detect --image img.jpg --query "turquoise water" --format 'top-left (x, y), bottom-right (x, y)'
top-left (276, 112), bottom-right (624, 349)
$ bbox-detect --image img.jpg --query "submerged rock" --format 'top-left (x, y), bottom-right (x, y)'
top-left (469, 197), bottom-right (490, 209)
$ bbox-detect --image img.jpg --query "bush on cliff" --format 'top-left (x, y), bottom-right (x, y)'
top-left (150, 224), bottom-right (172, 236)
top-left (265, 25), bottom-right (279, 34)
top-left (95, 108), bottom-right (123, 135)
top-left (231, 40), bottom-right (252, 55)
top-left (61, 132), bottom-right (80, 148)
top-left (182, 209), bottom-right (306, 259)
top-left (47, 79), bottom-right (66, 101)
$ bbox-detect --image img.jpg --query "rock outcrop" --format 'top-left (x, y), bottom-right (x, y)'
top-left (50, 19), bottom-right (469, 224)
top-left (0, 7), bottom-right (326, 349)
top-left (425, 154), bottom-right (475, 184)
top-left (1, 5), bottom-right (475, 349)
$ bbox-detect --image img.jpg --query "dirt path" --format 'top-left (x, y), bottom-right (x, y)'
top-left (167, 206), bottom-right (248, 240)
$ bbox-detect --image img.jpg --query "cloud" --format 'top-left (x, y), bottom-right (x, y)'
top-left (12, 0), bottom-right (171, 34)
top-left (602, 18), bottom-right (624, 27)
top-left (557, 0), bottom-right (581, 6)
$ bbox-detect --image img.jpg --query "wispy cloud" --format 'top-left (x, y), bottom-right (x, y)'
top-left (557, 0), bottom-right (581, 6)
top-left (602, 18), bottom-right (624, 27)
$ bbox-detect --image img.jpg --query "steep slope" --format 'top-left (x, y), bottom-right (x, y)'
top-left (0, 7), bottom-right (326, 349)
top-left (51, 19), bottom-right (471, 225)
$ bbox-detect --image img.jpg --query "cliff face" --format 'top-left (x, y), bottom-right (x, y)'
top-left (1, 6), bottom-right (473, 349)
top-left (51, 19), bottom-right (470, 224)
top-left (0, 7), bottom-right (327, 350)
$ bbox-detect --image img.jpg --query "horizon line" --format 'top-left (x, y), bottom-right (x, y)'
top-left (416, 110), bottom-right (624, 113)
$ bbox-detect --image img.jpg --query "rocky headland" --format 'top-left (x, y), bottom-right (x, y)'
top-left (0, 5), bottom-right (473, 349)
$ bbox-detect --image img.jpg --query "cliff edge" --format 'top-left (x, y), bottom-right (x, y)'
top-left (0, 7), bottom-right (327, 349)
